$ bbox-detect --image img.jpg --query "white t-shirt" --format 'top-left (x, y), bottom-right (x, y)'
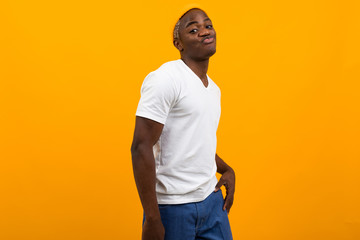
top-left (136, 59), bottom-right (221, 204)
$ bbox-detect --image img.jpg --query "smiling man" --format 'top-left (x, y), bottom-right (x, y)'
top-left (131, 8), bottom-right (235, 240)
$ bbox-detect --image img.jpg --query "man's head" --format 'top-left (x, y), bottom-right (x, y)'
top-left (173, 8), bottom-right (216, 61)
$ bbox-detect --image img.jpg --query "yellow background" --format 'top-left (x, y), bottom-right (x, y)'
top-left (1, 0), bottom-right (359, 239)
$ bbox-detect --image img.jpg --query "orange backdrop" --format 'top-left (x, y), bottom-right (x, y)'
top-left (1, 0), bottom-right (359, 239)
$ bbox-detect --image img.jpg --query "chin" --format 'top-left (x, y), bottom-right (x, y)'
top-left (205, 48), bottom-right (216, 59)
top-left (190, 47), bottom-right (217, 61)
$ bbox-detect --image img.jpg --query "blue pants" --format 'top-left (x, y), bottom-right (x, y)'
top-left (143, 190), bottom-right (233, 240)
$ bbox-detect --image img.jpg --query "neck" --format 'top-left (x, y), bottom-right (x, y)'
top-left (181, 57), bottom-right (209, 82)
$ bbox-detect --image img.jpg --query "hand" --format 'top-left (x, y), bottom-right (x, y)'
top-left (215, 168), bottom-right (235, 213)
top-left (142, 218), bottom-right (165, 240)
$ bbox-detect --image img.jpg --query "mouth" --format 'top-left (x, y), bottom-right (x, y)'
top-left (202, 36), bottom-right (215, 44)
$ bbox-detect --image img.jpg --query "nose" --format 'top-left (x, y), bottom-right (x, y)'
top-left (198, 27), bottom-right (210, 37)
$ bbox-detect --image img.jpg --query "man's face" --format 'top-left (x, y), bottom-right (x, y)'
top-left (175, 9), bottom-right (216, 61)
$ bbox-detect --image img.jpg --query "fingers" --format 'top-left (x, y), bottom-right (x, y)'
top-left (222, 184), bottom-right (234, 213)
top-left (223, 194), bottom-right (234, 213)
top-left (214, 178), bottom-right (226, 192)
top-left (216, 169), bottom-right (235, 213)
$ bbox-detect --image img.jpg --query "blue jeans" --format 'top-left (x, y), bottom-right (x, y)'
top-left (143, 190), bottom-right (233, 240)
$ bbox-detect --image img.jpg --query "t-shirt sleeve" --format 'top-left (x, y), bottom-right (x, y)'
top-left (135, 71), bottom-right (177, 124)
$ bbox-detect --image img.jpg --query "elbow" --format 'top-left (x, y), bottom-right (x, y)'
top-left (131, 140), bottom-right (152, 163)
top-left (131, 142), bottom-right (141, 168)
top-left (130, 141), bottom-right (136, 155)
top-left (131, 140), bottom-right (140, 158)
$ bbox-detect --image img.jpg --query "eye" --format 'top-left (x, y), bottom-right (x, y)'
top-left (189, 29), bottom-right (198, 33)
top-left (206, 25), bottom-right (213, 29)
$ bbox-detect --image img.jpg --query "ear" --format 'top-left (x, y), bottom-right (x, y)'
top-left (173, 39), bottom-right (184, 52)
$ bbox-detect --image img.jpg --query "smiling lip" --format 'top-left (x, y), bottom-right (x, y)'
top-left (202, 36), bottom-right (215, 44)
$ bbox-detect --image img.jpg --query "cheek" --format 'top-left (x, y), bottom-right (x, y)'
top-left (183, 38), bottom-right (200, 49)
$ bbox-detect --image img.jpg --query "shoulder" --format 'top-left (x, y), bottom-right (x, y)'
top-left (143, 60), bottom-right (183, 89)
top-left (155, 59), bottom-right (184, 78)
top-left (157, 59), bottom-right (183, 71)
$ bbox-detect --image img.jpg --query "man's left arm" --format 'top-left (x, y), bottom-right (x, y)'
top-left (214, 153), bottom-right (235, 213)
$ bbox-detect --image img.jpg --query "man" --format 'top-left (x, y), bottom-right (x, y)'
top-left (131, 8), bottom-right (235, 240)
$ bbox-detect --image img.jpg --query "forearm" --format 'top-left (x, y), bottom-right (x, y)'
top-left (132, 144), bottom-right (160, 220)
top-left (215, 153), bottom-right (234, 174)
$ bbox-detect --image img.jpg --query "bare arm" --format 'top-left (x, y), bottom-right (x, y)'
top-left (215, 153), bottom-right (235, 213)
top-left (131, 116), bottom-right (164, 240)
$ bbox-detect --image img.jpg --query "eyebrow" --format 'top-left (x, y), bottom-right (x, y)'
top-left (185, 18), bottom-right (211, 28)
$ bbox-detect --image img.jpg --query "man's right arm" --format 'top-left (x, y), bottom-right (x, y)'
top-left (131, 116), bottom-right (165, 240)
